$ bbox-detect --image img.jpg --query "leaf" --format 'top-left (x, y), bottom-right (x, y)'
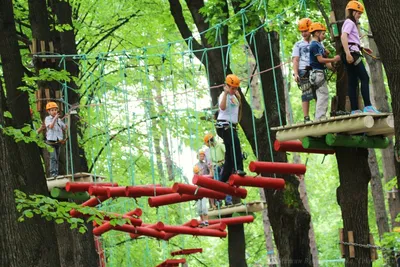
top-left (4, 111), bottom-right (12, 118)
top-left (79, 226), bottom-right (86, 234)
top-left (24, 210), bottom-right (34, 218)
top-left (55, 218), bottom-right (64, 224)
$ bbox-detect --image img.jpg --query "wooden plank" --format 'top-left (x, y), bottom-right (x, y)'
top-left (32, 38), bottom-right (37, 54)
top-left (49, 41), bottom-right (56, 62)
top-left (348, 231), bottom-right (355, 258)
top-left (45, 88), bottom-right (50, 102)
top-left (35, 90), bottom-right (41, 111)
top-left (369, 234), bottom-right (378, 261)
top-left (40, 40), bottom-right (46, 61)
top-left (46, 172), bottom-right (107, 191)
top-left (339, 228), bottom-right (345, 258)
top-left (55, 91), bottom-right (62, 111)
top-left (208, 201), bottom-right (266, 217)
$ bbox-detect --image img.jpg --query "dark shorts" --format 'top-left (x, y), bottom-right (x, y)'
top-left (299, 69), bottom-right (314, 102)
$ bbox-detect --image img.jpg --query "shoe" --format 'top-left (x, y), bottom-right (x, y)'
top-left (199, 221), bottom-right (209, 227)
top-left (351, 109), bottom-right (362, 115)
top-left (304, 116), bottom-right (311, 123)
top-left (236, 170), bottom-right (246, 177)
top-left (363, 106), bottom-right (380, 114)
top-left (225, 201), bottom-right (233, 206)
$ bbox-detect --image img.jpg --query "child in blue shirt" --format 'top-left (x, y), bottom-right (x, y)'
top-left (309, 22), bottom-right (340, 120)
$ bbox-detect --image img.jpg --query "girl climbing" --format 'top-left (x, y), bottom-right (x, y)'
top-left (341, 0), bottom-right (379, 114)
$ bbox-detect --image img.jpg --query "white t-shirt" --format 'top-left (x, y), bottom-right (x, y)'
top-left (292, 40), bottom-right (311, 70)
top-left (217, 92), bottom-right (239, 123)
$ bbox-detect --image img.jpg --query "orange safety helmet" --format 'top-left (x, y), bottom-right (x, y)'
top-left (193, 165), bottom-right (200, 174)
top-left (203, 133), bottom-right (214, 144)
top-left (225, 74), bottom-right (240, 88)
top-left (198, 150), bottom-right (205, 155)
top-left (298, 18), bottom-right (312, 31)
top-left (46, 102), bottom-right (59, 110)
top-left (346, 1), bottom-right (364, 13)
top-left (309, 22), bottom-right (327, 33)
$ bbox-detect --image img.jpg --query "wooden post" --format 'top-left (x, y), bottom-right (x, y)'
top-left (339, 228), bottom-right (345, 258)
top-left (348, 231), bottom-right (355, 258)
top-left (45, 88), bottom-right (50, 103)
top-left (369, 234), bottom-right (378, 261)
top-left (55, 91), bottom-right (62, 111)
top-left (35, 89), bottom-right (42, 111)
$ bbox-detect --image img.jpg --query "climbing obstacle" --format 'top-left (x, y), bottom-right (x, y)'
top-left (155, 258), bottom-right (186, 267)
top-left (274, 140), bottom-right (335, 154)
top-left (46, 172), bottom-right (107, 191)
top-left (171, 248), bottom-right (203, 256)
top-left (192, 175), bottom-right (248, 198)
top-left (228, 174), bottom-right (285, 189)
top-left (271, 113), bottom-right (394, 142)
top-left (249, 161), bottom-right (306, 175)
top-left (172, 183), bottom-right (227, 199)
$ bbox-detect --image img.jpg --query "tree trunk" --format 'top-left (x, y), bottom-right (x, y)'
top-left (364, 34), bottom-right (400, 229)
top-left (260, 190), bottom-right (278, 267)
top-left (368, 149), bottom-right (390, 237)
top-left (0, 0), bottom-right (60, 265)
top-left (362, 0), bottom-right (400, 194)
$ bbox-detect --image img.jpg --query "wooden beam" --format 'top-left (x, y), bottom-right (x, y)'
top-left (369, 234), bottom-right (378, 261)
top-left (208, 201), bottom-right (266, 217)
top-left (348, 231), bottom-right (355, 258)
top-left (40, 40), bottom-right (46, 61)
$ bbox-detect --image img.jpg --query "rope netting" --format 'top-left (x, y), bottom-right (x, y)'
top-left (32, 0), bottom-right (313, 265)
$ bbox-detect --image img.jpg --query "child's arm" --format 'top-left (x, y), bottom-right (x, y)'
top-left (47, 114), bottom-right (59, 129)
top-left (219, 88), bottom-right (229, 111)
top-left (316, 55), bottom-right (340, 64)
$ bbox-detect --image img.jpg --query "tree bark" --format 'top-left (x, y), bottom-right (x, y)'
top-left (0, 0), bottom-right (60, 265)
top-left (260, 190), bottom-right (278, 266)
top-left (364, 34), bottom-right (400, 229)
top-left (362, 0), bottom-right (400, 194)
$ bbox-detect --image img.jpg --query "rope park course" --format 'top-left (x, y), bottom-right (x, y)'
top-left (28, 0), bottom-right (395, 266)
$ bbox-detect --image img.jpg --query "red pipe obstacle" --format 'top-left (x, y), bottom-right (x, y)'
top-left (171, 248), bottom-right (203, 256)
top-left (159, 225), bottom-right (227, 238)
top-left (156, 259), bottom-right (186, 267)
top-left (249, 161), bottom-right (306, 175)
top-left (172, 183), bottom-right (226, 199)
top-left (163, 219), bottom-right (199, 241)
top-left (274, 140), bottom-right (335, 154)
top-left (228, 174), bottom-right (285, 189)
top-left (129, 222), bottom-right (165, 239)
top-left (93, 210), bottom-right (143, 236)
top-left (70, 196), bottom-right (109, 217)
top-left (88, 186), bottom-right (110, 196)
top-left (148, 193), bottom-right (202, 208)
top-left (208, 215), bottom-right (254, 226)
top-left (204, 222), bottom-right (227, 231)
top-left (192, 175), bottom-right (247, 198)
top-left (113, 224), bottom-right (166, 239)
top-left (66, 182), bottom-right (118, 192)
top-left (125, 186), bottom-right (174, 197)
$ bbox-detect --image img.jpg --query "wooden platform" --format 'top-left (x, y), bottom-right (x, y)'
top-left (208, 201), bottom-right (266, 218)
top-left (271, 113), bottom-right (394, 142)
top-left (46, 172), bottom-right (106, 191)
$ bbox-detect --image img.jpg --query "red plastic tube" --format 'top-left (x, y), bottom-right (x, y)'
top-left (192, 175), bottom-right (247, 198)
top-left (159, 225), bottom-right (227, 238)
top-left (65, 182), bottom-right (118, 192)
top-left (102, 208), bottom-right (142, 222)
top-left (70, 196), bottom-right (109, 217)
top-left (148, 193), bottom-right (202, 208)
top-left (172, 183), bottom-right (226, 199)
top-left (228, 174), bottom-right (285, 189)
top-left (129, 222), bottom-right (165, 239)
top-left (274, 140), bottom-right (335, 154)
top-left (156, 259), bottom-right (186, 267)
top-left (106, 187), bottom-right (127, 197)
top-left (88, 186), bottom-right (110, 196)
top-left (208, 215), bottom-right (254, 226)
top-left (249, 161), bottom-right (306, 175)
top-left (204, 222), bottom-right (227, 231)
top-left (163, 219), bottom-right (199, 240)
top-left (170, 248), bottom-right (203, 256)
top-left (125, 186), bottom-right (174, 197)
top-left (113, 224), bottom-right (166, 239)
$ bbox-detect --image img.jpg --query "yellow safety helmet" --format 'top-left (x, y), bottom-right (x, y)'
top-left (225, 74), bottom-right (240, 88)
top-left (203, 133), bottom-right (214, 144)
top-left (346, 1), bottom-right (364, 13)
top-left (46, 102), bottom-right (59, 110)
top-left (198, 150), bottom-right (205, 155)
top-left (298, 18), bottom-right (312, 31)
top-left (193, 165), bottom-right (200, 174)
top-left (309, 22), bottom-right (327, 33)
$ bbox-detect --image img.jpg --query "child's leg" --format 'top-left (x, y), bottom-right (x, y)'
top-left (346, 64), bottom-right (360, 111)
top-left (49, 144), bottom-right (59, 177)
top-left (355, 61), bottom-right (371, 107)
top-left (315, 73), bottom-right (329, 119)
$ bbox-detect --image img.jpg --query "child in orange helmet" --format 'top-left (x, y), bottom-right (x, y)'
top-left (193, 150), bottom-right (210, 226)
top-left (45, 102), bottom-right (67, 177)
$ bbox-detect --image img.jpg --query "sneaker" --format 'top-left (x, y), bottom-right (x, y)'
top-left (236, 170), bottom-right (246, 177)
top-left (225, 201), bottom-right (233, 206)
top-left (199, 221), bottom-right (209, 227)
top-left (363, 106), bottom-right (380, 114)
top-left (304, 116), bottom-right (311, 123)
top-left (351, 109), bottom-right (362, 115)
